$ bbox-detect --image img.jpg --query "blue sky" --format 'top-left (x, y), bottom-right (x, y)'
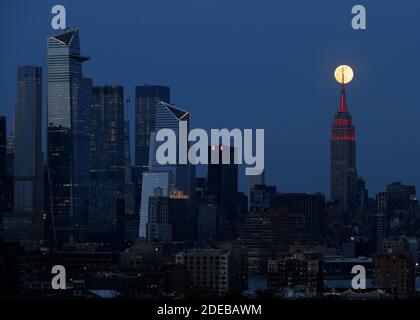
top-left (1, 0), bottom-right (420, 196)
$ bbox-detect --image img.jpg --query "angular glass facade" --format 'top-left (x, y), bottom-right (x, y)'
top-left (47, 28), bottom-right (91, 246)
top-left (89, 85), bottom-right (125, 246)
top-left (149, 101), bottom-right (194, 195)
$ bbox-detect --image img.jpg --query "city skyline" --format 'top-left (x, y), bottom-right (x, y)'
top-left (2, 1), bottom-right (420, 304)
top-left (3, 1), bottom-right (420, 196)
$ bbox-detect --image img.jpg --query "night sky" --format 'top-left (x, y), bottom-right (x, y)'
top-left (1, 0), bottom-right (420, 196)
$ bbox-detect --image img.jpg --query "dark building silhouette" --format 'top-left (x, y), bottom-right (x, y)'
top-left (268, 252), bottom-right (323, 294)
top-left (0, 116), bottom-right (6, 213)
top-left (135, 85), bottom-right (170, 177)
top-left (207, 145), bottom-right (238, 223)
top-left (330, 83), bottom-right (357, 222)
top-left (236, 212), bottom-right (279, 274)
top-left (5, 132), bottom-right (14, 177)
top-left (124, 120), bottom-right (135, 216)
top-left (3, 132), bottom-right (14, 214)
top-left (197, 201), bottom-right (220, 248)
top-left (249, 184), bottom-right (277, 213)
top-left (13, 66), bottom-right (44, 242)
top-left (169, 190), bottom-right (190, 242)
top-left (373, 246), bottom-right (415, 295)
top-left (378, 182), bottom-right (418, 237)
top-left (47, 28), bottom-right (92, 246)
top-left (134, 85), bottom-right (170, 213)
top-left (272, 193), bottom-right (325, 246)
top-left (89, 85), bottom-right (125, 247)
top-left (146, 187), bottom-right (171, 243)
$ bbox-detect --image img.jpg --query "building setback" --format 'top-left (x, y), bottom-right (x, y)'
top-left (330, 83), bottom-right (357, 221)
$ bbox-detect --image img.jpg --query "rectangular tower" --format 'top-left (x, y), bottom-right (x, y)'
top-left (47, 28), bottom-right (91, 246)
top-left (89, 85), bottom-right (125, 247)
top-left (14, 66), bottom-right (44, 214)
top-left (330, 84), bottom-right (357, 221)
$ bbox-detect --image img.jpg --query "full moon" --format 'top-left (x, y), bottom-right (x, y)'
top-left (334, 65), bottom-right (354, 84)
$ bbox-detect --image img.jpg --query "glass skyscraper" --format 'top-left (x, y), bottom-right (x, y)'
top-left (47, 28), bottom-right (91, 246)
top-left (139, 171), bottom-right (170, 238)
top-left (135, 85), bottom-right (170, 177)
top-left (14, 66), bottom-right (43, 215)
top-left (89, 85), bottom-right (125, 247)
top-left (149, 101), bottom-right (194, 195)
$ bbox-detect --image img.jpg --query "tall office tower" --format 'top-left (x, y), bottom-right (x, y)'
top-left (207, 145), bottom-right (238, 222)
top-left (89, 85), bottom-right (125, 246)
top-left (47, 28), bottom-right (91, 246)
top-left (124, 120), bottom-right (135, 215)
top-left (3, 131), bottom-right (14, 213)
top-left (248, 170), bottom-right (265, 211)
top-left (6, 131), bottom-right (14, 177)
top-left (146, 187), bottom-right (172, 243)
top-left (0, 116), bottom-right (6, 213)
top-left (272, 193), bottom-right (325, 246)
top-left (374, 212), bottom-right (386, 252)
top-left (169, 190), bottom-right (190, 241)
top-left (139, 171), bottom-right (170, 238)
top-left (330, 83), bottom-right (357, 221)
top-left (134, 86), bottom-right (170, 217)
top-left (14, 66), bottom-right (44, 215)
top-left (149, 101), bottom-right (194, 195)
top-left (135, 85), bottom-right (170, 177)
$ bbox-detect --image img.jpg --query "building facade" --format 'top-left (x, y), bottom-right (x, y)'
top-left (330, 83), bottom-right (357, 221)
top-left (14, 66), bottom-right (44, 215)
top-left (89, 85), bottom-right (125, 246)
top-left (47, 28), bottom-right (92, 246)
top-left (135, 85), bottom-right (170, 178)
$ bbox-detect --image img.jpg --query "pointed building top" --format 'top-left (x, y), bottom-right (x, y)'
top-left (339, 84), bottom-right (348, 113)
top-left (159, 101), bottom-right (190, 120)
top-left (50, 28), bottom-right (78, 46)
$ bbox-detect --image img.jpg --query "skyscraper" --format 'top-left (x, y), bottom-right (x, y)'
top-left (207, 145), bottom-right (238, 222)
top-left (135, 85), bottom-right (170, 177)
top-left (330, 83), bottom-right (357, 220)
top-left (139, 171), bottom-right (170, 238)
top-left (89, 85), bottom-right (125, 246)
top-left (14, 66), bottom-right (43, 215)
top-left (124, 120), bottom-right (135, 216)
top-left (146, 187), bottom-right (172, 243)
top-left (0, 116), bottom-right (6, 213)
top-left (248, 170), bottom-right (265, 211)
top-left (134, 85), bottom-right (170, 218)
top-left (149, 101), bottom-right (194, 195)
top-left (47, 28), bottom-right (91, 246)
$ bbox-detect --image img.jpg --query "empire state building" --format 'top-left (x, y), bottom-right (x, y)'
top-left (330, 81), bottom-right (357, 220)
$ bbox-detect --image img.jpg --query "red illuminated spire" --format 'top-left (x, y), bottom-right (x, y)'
top-left (339, 83), bottom-right (348, 113)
